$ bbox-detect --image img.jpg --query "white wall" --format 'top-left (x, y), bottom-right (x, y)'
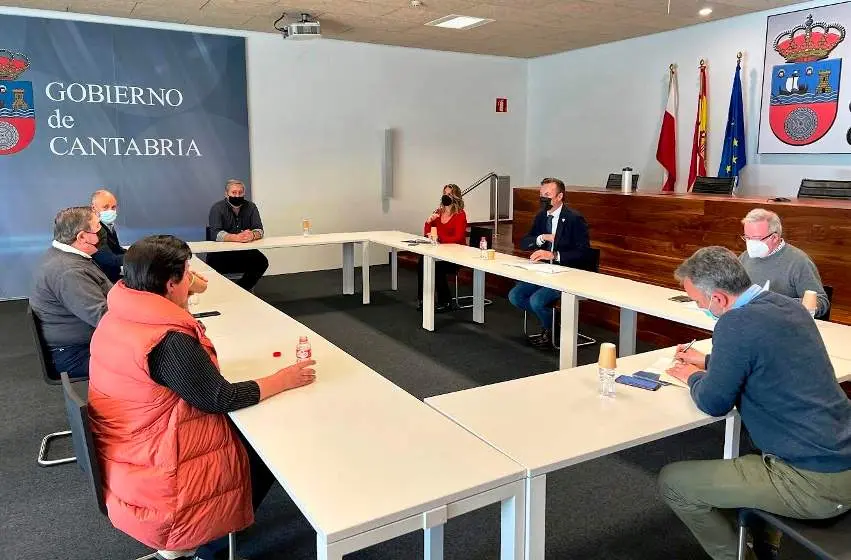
top-left (526, 0), bottom-right (851, 197)
top-left (248, 38), bottom-right (527, 274)
top-left (0, 6), bottom-right (527, 276)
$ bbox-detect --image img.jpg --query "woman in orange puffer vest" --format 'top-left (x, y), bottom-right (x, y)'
top-left (88, 235), bottom-right (317, 560)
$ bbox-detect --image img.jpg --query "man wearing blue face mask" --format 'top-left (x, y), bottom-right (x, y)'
top-left (659, 247), bottom-right (851, 560)
top-left (91, 189), bottom-right (126, 283)
top-left (739, 208), bottom-right (829, 318)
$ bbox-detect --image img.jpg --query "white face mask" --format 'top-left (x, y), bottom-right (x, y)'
top-left (746, 239), bottom-right (770, 259)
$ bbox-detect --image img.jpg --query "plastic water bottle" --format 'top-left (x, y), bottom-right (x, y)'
top-left (479, 236), bottom-right (488, 259)
top-left (598, 366), bottom-right (617, 398)
top-left (296, 336), bottom-right (312, 363)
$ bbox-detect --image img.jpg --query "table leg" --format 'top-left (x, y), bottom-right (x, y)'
top-left (724, 411), bottom-right (742, 459)
top-left (473, 269), bottom-right (485, 324)
top-left (317, 535), bottom-right (343, 560)
top-left (524, 474), bottom-right (546, 560)
top-left (619, 308), bottom-right (638, 357)
top-left (423, 256), bottom-right (435, 331)
top-left (361, 241), bottom-right (370, 305)
top-left (559, 293), bottom-right (579, 369)
top-left (390, 248), bottom-right (398, 291)
top-left (342, 243), bottom-right (355, 296)
top-left (424, 524), bottom-right (444, 560)
top-left (501, 484), bottom-right (525, 560)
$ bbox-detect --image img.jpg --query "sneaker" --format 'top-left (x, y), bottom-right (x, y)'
top-left (530, 329), bottom-right (553, 348)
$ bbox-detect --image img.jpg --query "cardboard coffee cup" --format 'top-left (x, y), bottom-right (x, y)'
top-left (429, 227), bottom-right (438, 240)
top-left (487, 249), bottom-right (496, 260)
top-left (598, 342), bottom-right (617, 369)
top-left (802, 290), bottom-right (818, 314)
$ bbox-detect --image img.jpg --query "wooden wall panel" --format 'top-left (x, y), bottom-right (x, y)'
top-left (514, 187), bottom-right (851, 325)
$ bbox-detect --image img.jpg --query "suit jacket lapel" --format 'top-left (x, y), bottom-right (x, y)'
top-left (553, 214), bottom-right (567, 248)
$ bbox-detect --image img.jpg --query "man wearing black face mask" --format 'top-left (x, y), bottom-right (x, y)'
top-left (508, 178), bottom-right (591, 348)
top-left (206, 179), bottom-right (269, 291)
top-left (30, 207), bottom-right (112, 378)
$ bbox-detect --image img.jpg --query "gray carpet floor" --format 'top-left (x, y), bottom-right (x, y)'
top-left (0, 265), bottom-right (811, 559)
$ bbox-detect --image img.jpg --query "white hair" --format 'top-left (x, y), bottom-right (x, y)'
top-left (742, 208), bottom-right (782, 236)
top-left (90, 189), bottom-right (115, 205)
top-left (225, 179), bottom-right (244, 191)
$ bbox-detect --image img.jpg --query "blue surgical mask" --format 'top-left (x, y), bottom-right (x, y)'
top-left (99, 209), bottom-right (117, 225)
top-left (700, 307), bottom-right (718, 320)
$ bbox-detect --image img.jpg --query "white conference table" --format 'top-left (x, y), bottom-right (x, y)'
top-left (190, 259), bottom-right (527, 560)
top-left (188, 230), bottom-right (851, 371)
top-left (425, 341), bottom-right (851, 560)
top-left (188, 232), bottom-right (376, 304)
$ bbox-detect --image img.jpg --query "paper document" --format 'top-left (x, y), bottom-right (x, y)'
top-left (640, 357), bottom-right (690, 388)
top-left (505, 262), bottom-right (568, 274)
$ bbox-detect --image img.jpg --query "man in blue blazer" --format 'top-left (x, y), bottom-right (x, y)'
top-left (509, 178), bottom-right (591, 348)
top-left (91, 189), bottom-right (126, 283)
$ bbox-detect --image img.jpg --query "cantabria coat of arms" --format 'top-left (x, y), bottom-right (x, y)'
top-left (769, 14), bottom-right (846, 146)
top-left (0, 49), bottom-right (35, 155)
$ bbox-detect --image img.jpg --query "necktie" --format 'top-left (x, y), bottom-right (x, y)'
top-left (545, 214), bottom-right (554, 250)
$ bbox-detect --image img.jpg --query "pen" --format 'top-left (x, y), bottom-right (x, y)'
top-left (671, 338), bottom-right (697, 365)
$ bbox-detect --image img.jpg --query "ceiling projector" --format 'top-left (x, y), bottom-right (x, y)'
top-left (274, 13), bottom-right (321, 40)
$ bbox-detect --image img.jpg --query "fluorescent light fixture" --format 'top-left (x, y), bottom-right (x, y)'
top-left (425, 14), bottom-right (494, 30)
top-left (698, 7), bottom-right (713, 16)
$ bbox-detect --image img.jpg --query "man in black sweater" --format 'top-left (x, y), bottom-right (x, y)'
top-left (91, 189), bottom-right (126, 283)
top-left (207, 179), bottom-right (268, 291)
top-left (659, 246), bottom-right (851, 560)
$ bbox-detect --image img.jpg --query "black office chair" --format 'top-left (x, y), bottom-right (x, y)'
top-left (27, 306), bottom-right (86, 467)
top-left (692, 176), bottom-right (736, 195)
top-left (453, 225), bottom-right (494, 309)
top-left (737, 508), bottom-right (851, 560)
top-left (821, 285), bottom-right (834, 322)
top-left (798, 179), bottom-right (851, 200)
top-left (605, 173), bottom-right (639, 190)
top-left (522, 248), bottom-right (601, 349)
top-left (60, 372), bottom-right (238, 560)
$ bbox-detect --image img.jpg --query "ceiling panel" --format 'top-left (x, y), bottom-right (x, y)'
top-left (3, 0), bottom-right (809, 58)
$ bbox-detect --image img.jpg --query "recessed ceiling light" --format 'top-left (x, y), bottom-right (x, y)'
top-left (698, 7), bottom-right (713, 16)
top-left (425, 14), bottom-right (494, 30)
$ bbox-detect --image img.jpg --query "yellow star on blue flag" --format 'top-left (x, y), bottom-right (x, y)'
top-left (719, 60), bottom-right (747, 179)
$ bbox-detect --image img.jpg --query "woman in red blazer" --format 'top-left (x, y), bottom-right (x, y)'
top-left (418, 184), bottom-right (468, 312)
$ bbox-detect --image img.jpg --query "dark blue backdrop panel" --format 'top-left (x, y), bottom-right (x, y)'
top-left (0, 15), bottom-right (250, 299)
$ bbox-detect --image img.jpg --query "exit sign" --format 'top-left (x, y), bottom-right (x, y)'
top-left (495, 98), bottom-right (508, 113)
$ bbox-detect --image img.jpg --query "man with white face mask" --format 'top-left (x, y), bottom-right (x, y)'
top-left (91, 189), bottom-right (125, 283)
top-left (739, 208), bottom-right (829, 318)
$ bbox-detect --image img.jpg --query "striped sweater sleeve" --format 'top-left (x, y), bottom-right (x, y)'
top-left (148, 331), bottom-right (260, 413)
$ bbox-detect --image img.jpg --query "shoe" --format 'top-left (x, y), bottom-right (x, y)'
top-left (530, 329), bottom-right (553, 348)
top-left (435, 302), bottom-right (452, 313)
top-left (526, 333), bottom-right (543, 346)
top-left (416, 300), bottom-right (423, 311)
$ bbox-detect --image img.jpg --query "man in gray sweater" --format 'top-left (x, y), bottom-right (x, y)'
top-left (739, 208), bottom-right (829, 318)
top-left (30, 207), bottom-right (112, 378)
top-left (659, 247), bottom-right (851, 560)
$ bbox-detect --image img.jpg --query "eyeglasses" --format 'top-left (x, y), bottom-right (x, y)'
top-left (740, 232), bottom-right (775, 243)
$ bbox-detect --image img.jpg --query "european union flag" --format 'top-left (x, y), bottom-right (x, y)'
top-left (718, 59), bottom-right (747, 179)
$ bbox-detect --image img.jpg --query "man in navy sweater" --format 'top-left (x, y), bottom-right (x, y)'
top-left (508, 178), bottom-right (591, 348)
top-left (659, 246), bottom-right (851, 560)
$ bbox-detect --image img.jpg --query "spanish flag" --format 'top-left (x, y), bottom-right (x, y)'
top-left (687, 62), bottom-right (708, 191)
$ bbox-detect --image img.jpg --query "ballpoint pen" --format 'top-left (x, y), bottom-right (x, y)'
top-left (672, 338), bottom-right (697, 365)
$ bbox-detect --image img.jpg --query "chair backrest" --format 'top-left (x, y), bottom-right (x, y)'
top-left (582, 247), bottom-right (601, 273)
top-left (692, 176), bottom-right (735, 195)
top-left (26, 306), bottom-right (61, 385)
top-left (820, 285), bottom-right (834, 322)
top-left (61, 372), bottom-right (107, 516)
top-left (468, 225), bottom-right (494, 249)
top-left (798, 179), bottom-right (851, 200)
top-left (605, 173), bottom-right (639, 190)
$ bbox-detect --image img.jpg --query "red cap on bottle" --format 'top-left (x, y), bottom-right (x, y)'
top-left (272, 351), bottom-right (281, 357)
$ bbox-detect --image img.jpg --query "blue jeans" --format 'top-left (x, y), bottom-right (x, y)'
top-left (50, 344), bottom-right (90, 379)
top-left (508, 281), bottom-right (560, 330)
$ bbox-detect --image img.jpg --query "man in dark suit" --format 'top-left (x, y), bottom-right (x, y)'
top-left (91, 189), bottom-right (126, 283)
top-left (508, 178), bottom-right (591, 348)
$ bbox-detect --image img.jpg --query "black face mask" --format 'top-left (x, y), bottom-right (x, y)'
top-left (540, 197), bottom-right (553, 211)
top-left (441, 195), bottom-right (453, 207)
top-left (227, 196), bottom-right (245, 207)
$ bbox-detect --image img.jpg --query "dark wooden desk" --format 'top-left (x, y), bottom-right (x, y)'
top-left (513, 187), bottom-right (851, 326)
